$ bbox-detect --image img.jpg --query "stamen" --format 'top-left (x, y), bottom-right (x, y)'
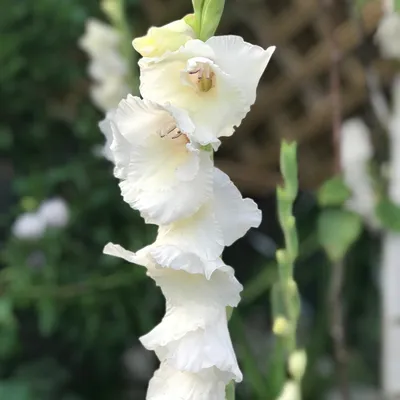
top-left (158, 124), bottom-right (183, 139)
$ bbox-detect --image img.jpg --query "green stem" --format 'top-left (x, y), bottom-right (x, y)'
top-left (226, 381), bottom-right (235, 400)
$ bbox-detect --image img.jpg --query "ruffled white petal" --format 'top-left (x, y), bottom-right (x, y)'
top-left (156, 203), bottom-right (224, 262)
top-left (213, 168), bottom-right (262, 246)
top-left (206, 36), bottom-right (275, 109)
top-left (108, 95), bottom-right (213, 224)
top-left (147, 364), bottom-right (226, 400)
top-left (103, 243), bottom-right (242, 308)
top-left (142, 308), bottom-right (242, 382)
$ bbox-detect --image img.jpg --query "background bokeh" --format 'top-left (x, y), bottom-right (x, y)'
top-left (0, 0), bottom-right (389, 399)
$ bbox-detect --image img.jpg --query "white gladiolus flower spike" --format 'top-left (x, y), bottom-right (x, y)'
top-left (12, 212), bottom-right (46, 240)
top-left (139, 36), bottom-right (276, 147)
top-left (101, 94), bottom-right (214, 225)
top-left (38, 198), bottom-right (70, 228)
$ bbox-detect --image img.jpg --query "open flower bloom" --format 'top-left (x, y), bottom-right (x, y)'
top-left (147, 364), bottom-right (226, 400)
top-left (133, 19), bottom-right (196, 58)
top-left (103, 243), bottom-right (242, 382)
top-left (100, 94), bottom-right (214, 225)
top-left (141, 168), bottom-right (262, 277)
top-left (139, 36), bottom-right (275, 146)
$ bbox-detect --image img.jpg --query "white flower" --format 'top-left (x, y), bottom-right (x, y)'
top-left (79, 18), bottom-right (120, 58)
top-left (90, 77), bottom-right (130, 113)
top-left (12, 212), bottom-right (46, 240)
top-left (139, 36), bottom-right (275, 146)
top-left (38, 198), bottom-right (70, 228)
top-left (133, 19), bottom-right (196, 58)
top-left (101, 94), bottom-right (214, 225)
top-left (147, 364), bottom-right (226, 400)
top-left (375, 13), bottom-right (400, 59)
top-left (340, 118), bottom-right (377, 227)
top-left (79, 18), bottom-right (130, 112)
top-left (146, 168), bottom-right (261, 277)
top-left (103, 243), bottom-right (242, 382)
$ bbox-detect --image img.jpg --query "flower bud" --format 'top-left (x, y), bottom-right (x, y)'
top-left (133, 19), bottom-right (196, 58)
top-left (273, 316), bottom-right (290, 336)
top-left (288, 349), bottom-right (307, 381)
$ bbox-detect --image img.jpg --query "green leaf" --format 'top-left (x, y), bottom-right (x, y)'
top-left (0, 298), bottom-right (16, 328)
top-left (37, 297), bottom-right (58, 337)
top-left (191, 0), bottom-right (225, 40)
top-left (0, 382), bottom-right (33, 400)
top-left (396, 0), bottom-right (400, 11)
top-left (317, 209), bottom-right (362, 262)
top-left (199, 0), bottom-right (225, 41)
top-left (317, 176), bottom-right (351, 207)
top-left (376, 197), bottom-right (400, 232)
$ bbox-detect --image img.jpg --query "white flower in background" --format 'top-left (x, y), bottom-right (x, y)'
top-left (99, 94), bottom-right (214, 225)
top-left (139, 37), bottom-right (275, 147)
top-left (79, 18), bottom-right (130, 112)
top-left (375, 12), bottom-right (400, 59)
top-left (91, 77), bottom-right (130, 114)
top-left (340, 118), bottom-right (377, 228)
top-left (133, 19), bottom-right (196, 58)
top-left (12, 212), bottom-right (46, 240)
top-left (38, 198), bottom-right (70, 228)
top-left (98, 110), bottom-right (116, 162)
top-left (79, 18), bottom-right (120, 57)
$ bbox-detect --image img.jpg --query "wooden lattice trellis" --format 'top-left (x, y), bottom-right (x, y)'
top-left (140, 0), bottom-right (391, 196)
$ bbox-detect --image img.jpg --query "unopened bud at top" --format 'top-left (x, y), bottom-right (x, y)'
top-left (133, 19), bottom-right (196, 58)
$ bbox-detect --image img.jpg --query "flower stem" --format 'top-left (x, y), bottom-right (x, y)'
top-left (225, 381), bottom-right (235, 400)
top-left (273, 141), bottom-right (305, 397)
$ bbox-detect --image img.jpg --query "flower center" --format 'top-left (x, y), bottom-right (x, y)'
top-left (185, 57), bottom-right (215, 93)
top-left (158, 123), bottom-right (183, 139)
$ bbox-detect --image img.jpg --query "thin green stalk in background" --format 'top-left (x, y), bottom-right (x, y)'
top-left (272, 141), bottom-right (306, 398)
